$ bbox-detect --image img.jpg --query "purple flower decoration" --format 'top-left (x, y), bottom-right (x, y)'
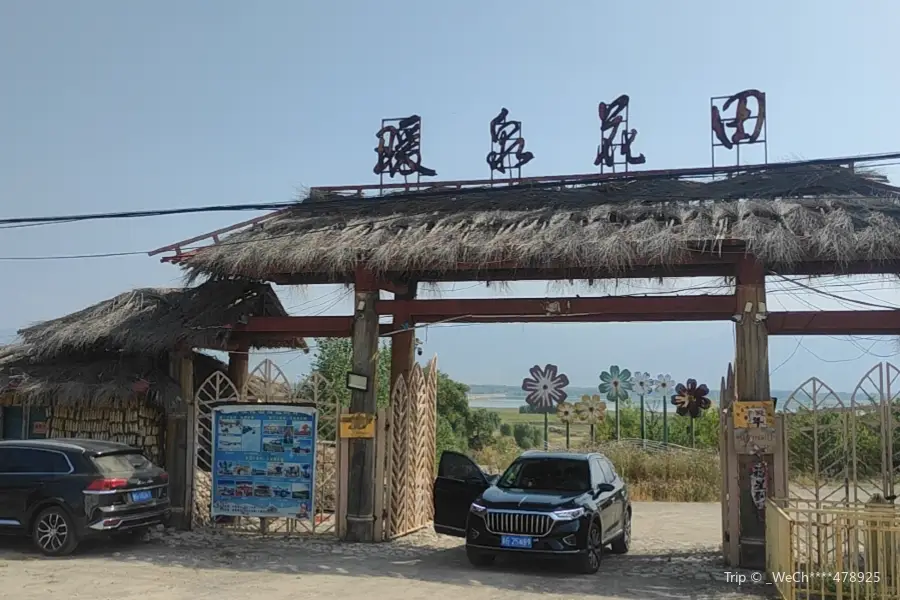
top-left (670, 378), bottom-right (712, 419)
top-left (522, 364), bottom-right (570, 414)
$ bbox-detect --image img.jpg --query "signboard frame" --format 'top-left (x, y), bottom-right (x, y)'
top-left (210, 403), bottom-right (318, 521)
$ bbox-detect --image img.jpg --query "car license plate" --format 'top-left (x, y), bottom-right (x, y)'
top-left (500, 535), bottom-right (532, 549)
top-left (130, 490), bottom-right (153, 503)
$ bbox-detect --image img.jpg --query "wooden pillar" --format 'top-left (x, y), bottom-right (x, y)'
top-left (165, 351), bottom-right (189, 529)
top-left (733, 255), bottom-right (773, 569)
top-left (389, 282), bottom-right (418, 391)
top-left (344, 267), bottom-right (380, 542)
top-left (179, 354), bottom-right (195, 529)
top-left (228, 345), bottom-right (249, 396)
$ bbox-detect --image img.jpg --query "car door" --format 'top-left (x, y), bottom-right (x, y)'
top-left (591, 457), bottom-right (619, 542)
top-left (0, 447), bottom-right (19, 529)
top-left (433, 451), bottom-right (490, 537)
top-left (598, 458), bottom-right (624, 536)
top-left (0, 447), bottom-right (71, 531)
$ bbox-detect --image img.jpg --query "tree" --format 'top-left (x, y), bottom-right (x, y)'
top-left (303, 338), bottom-right (502, 465)
top-left (499, 423), bottom-right (513, 437)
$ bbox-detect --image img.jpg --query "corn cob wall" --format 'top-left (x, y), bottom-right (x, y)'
top-left (47, 404), bottom-right (165, 464)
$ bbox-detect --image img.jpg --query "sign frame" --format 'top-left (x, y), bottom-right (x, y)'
top-left (210, 403), bottom-right (318, 521)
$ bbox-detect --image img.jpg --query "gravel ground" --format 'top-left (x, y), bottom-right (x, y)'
top-left (0, 502), bottom-right (775, 600)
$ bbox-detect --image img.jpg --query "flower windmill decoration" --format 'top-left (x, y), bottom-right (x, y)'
top-left (575, 395), bottom-right (607, 424)
top-left (671, 378), bottom-right (712, 419)
top-left (556, 401), bottom-right (576, 423)
top-left (599, 365), bottom-right (632, 403)
top-left (632, 372), bottom-right (655, 397)
top-left (521, 364), bottom-right (570, 414)
top-left (654, 374), bottom-right (675, 398)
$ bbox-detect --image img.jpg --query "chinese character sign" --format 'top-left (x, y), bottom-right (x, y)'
top-left (486, 107), bottom-right (534, 177)
top-left (373, 115), bottom-right (437, 178)
top-left (211, 404), bottom-right (317, 520)
top-left (594, 94), bottom-right (646, 172)
top-left (711, 89), bottom-right (766, 150)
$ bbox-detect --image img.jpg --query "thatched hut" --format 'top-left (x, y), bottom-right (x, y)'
top-left (0, 280), bottom-right (305, 465)
top-left (175, 165), bottom-right (900, 284)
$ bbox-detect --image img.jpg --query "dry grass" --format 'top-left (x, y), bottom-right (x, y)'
top-left (472, 438), bottom-right (721, 502)
top-left (180, 165), bottom-right (900, 283)
top-left (3, 280), bottom-right (304, 364)
top-left (0, 352), bottom-right (225, 413)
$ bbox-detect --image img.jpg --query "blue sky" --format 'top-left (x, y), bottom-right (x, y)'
top-left (2, 0), bottom-right (900, 394)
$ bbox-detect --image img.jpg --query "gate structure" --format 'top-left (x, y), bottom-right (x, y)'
top-left (191, 359), bottom-right (340, 535)
top-left (382, 357), bottom-right (437, 540)
top-left (782, 362), bottom-right (900, 504)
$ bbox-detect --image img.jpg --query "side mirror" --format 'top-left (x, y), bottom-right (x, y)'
top-left (595, 483), bottom-right (615, 494)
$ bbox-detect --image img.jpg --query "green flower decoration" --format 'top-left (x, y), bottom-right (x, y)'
top-left (599, 365), bottom-right (632, 403)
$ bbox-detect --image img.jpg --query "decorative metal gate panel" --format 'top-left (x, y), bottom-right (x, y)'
top-left (783, 363), bottom-right (899, 504)
top-left (386, 356), bottom-right (437, 539)
top-left (192, 371), bottom-right (240, 529)
top-left (849, 362), bottom-right (899, 501)
top-left (191, 359), bottom-right (340, 535)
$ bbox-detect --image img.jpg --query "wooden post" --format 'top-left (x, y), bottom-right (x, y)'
top-left (179, 354), bottom-right (195, 529)
top-left (373, 407), bottom-right (387, 541)
top-left (389, 281), bottom-right (417, 391)
top-left (228, 346), bottom-right (249, 395)
top-left (165, 352), bottom-right (188, 529)
top-left (344, 267), bottom-right (380, 542)
top-left (733, 255), bottom-right (773, 569)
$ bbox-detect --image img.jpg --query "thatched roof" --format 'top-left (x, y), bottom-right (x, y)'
top-left (0, 351), bottom-right (226, 414)
top-left (9, 280), bottom-right (306, 365)
top-left (178, 165), bottom-right (900, 283)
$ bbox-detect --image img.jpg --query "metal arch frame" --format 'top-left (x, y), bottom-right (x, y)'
top-left (783, 363), bottom-right (899, 505)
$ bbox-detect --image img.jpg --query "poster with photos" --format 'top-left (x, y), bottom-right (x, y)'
top-left (211, 404), bottom-right (317, 521)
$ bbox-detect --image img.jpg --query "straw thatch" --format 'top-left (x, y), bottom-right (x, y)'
top-left (179, 165), bottom-right (900, 283)
top-left (9, 280), bottom-right (306, 365)
top-left (0, 351), bottom-right (226, 413)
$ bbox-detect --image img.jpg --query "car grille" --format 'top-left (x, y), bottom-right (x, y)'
top-left (484, 511), bottom-right (552, 536)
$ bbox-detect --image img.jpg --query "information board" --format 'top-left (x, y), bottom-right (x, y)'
top-left (210, 404), bottom-right (317, 520)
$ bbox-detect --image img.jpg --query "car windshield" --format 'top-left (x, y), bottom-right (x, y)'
top-left (496, 458), bottom-right (591, 492)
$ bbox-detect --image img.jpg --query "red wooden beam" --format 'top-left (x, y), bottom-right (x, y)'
top-left (234, 316), bottom-right (355, 337)
top-left (767, 311), bottom-right (900, 336)
top-left (376, 295), bottom-right (737, 321)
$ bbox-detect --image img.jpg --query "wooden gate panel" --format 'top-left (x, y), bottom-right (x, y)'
top-left (386, 357), bottom-right (438, 540)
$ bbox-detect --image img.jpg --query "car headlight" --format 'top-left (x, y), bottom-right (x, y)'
top-left (470, 502), bottom-right (488, 515)
top-left (551, 507), bottom-right (585, 521)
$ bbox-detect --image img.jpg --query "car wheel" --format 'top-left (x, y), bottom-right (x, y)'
top-left (610, 509), bottom-right (631, 554)
top-left (466, 547), bottom-right (496, 567)
top-left (33, 506), bottom-right (79, 557)
top-left (576, 519), bottom-right (603, 574)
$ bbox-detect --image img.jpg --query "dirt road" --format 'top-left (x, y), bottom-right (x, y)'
top-left (0, 502), bottom-right (773, 600)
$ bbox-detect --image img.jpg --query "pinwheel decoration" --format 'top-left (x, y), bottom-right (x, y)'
top-left (599, 365), bottom-right (631, 440)
top-left (575, 394), bottom-right (607, 444)
top-left (670, 378), bottom-right (712, 418)
top-left (655, 374), bottom-right (676, 445)
top-left (556, 401), bottom-right (576, 449)
top-left (522, 363), bottom-right (570, 449)
top-left (599, 365), bottom-right (633, 403)
top-left (671, 378), bottom-right (711, 448)
top-left (632, 372), bottom-right (655, 397)
top-left (521, 364), bottom-right (570, 413)
top-left (575, 394), bottom-right (607, 424)
top-left (632, 371), bottom-right (655, 442)
top-left (556, 401), bottom-right (576, 423)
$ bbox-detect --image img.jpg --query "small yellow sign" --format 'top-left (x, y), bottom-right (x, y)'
top-left (339, 413), bottom-right (376, 439)
top-left (733, 400), bottom-right (775, 429)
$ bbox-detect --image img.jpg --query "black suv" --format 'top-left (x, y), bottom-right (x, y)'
top-left (0, 439), bottom-right (171, 556)
top-left (433, 450), bottom-right (631, 574)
